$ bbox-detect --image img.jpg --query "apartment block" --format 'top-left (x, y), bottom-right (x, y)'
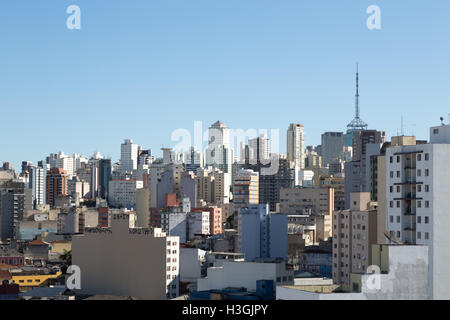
top-left (385, 124), bottom-right (450, 299)
top-left (332, 192), bottom-right (378, 288)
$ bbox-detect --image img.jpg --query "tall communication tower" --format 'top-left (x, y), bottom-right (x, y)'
top-left (346, 64), bottom-right (368, 133)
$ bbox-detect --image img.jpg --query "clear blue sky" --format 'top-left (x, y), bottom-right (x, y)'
top-left (1, 0), bottom-right (450, 169)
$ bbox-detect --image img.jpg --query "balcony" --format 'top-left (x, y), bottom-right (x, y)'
top-left (394, 193), bottom-right (422, 201)
top-left (404, 208), bottom-right (416, 216)
top-left (404, 223), bottom-right (417, 231)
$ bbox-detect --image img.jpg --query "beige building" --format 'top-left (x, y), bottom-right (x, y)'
top-left (280, 187), bottom-right (334, 242)
top-left (232, 169), bottom-right (259, 213)
top-left (136, 187), bottom-right (150, 228)
top-left (195, 167), bottom-right (230, 206)
top-left (279, 187), bottom-right (334, 216)
top-left (72, 213), bottom-right (180, 299)
top-left (332, 192), bottom-right (378, 288)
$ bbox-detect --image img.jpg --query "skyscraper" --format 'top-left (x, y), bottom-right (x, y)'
top-left (120, 139), bottom-right (139, 173)
top-left (286, 124), bottom-right (305, 169)
top-left (29, 164), bottom-right (46, 208)
top-left (46, 168), bottom-right (69, 208)
top-left (321, 132), bottom-right (345, 168)
top-left (205, 121), bottom-right (233, 174)
top-left (249, 133), bottom-right (270, 165)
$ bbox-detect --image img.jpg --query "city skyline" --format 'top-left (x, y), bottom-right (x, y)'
top-left (2, 1), bottom-right (450, 168)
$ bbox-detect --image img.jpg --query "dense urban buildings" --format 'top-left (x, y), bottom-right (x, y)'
top-left (1, 80), bottom-right (450, 301)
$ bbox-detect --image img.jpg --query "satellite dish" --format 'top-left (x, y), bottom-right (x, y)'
top-left (384, 231), bottom-right (402, 245)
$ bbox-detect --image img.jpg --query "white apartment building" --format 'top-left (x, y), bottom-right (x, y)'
top-left (287, 124), bottom-right (305, 169)
top-left (72, 214), bottom-right (179, 299)
top-left (386, 124), bottom-right (450, 299)
top-left (108, 178), bottom-right (143, 209)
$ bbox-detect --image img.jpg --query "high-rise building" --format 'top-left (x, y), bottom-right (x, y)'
top-left (321, 132), bottom-right (345, 168)
top-left (108, 178), bottom-right (143, 209)
top-left (0, 180), bottom-right (25, 241)
top-left (29, 165), bottom-right (46, 208)
top-left (195, 167), bottom-right (230, 206)
top-left (344, 130), bottom-right (386, 208)
top-left (120, 139), bottom-right (139, 173)
top-left (46, 168), bottom-right (69, 208)
top-left (237, 204), bottom-right (288, 261)
top-left (52, 152), bottom-right (75, 178)
top-left (287, 124), bottom-right (305, 169)
top-left (184, 147), bottom-right (203, 173)
top-left (249, 133), bottom-right (270, 165)
top-left (205, 121), bottom-right (233, 174)
top-left (232, 169), bottom-right (259, 213)
top-left (332, 192), bottom-right (378, 288)
top-left (258, 158), bottom-right (295, 212)
top-left (385, 124), bottom-right (450, 299)
top-left (98, 159), bottom-right (112, 199)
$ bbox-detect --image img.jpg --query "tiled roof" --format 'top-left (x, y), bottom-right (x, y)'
top-left (0, 270), bottom-right (12, 279)
top-left (27, 240), bottom-right (49, 246)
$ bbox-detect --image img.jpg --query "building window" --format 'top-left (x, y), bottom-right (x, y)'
top-left (396, 216), bottom-right (401, 223)
top-left (417, 232), bottom-right (421, 239)
top-left (390, 186), bottom-right (393, 193)
top-left (425, 201), bottom-right (430, 208)
top-left (425, 232), bottom-right (429, 240)
top-left (425, 169), bottom-right (429, 176)
top-left (390, 171), bottom-right (394, 178)
top-left (425, 185), bottom-right (430, 192)
top-left (417, 154), bottom-right (422, 161)
top-left (396, 171), bottom-right (400, 178)
top-left (390, 157), bottom-right (393, 163)
top-left (396, 186), bottom-right (400, 193)
top-left (396, 231), bottom-right (401, 238)
top-left (390, 201), bottom-right (393, 208)
top-left (397, 156), bottom-right (400, 163)
top-left (417, 216), bottom-right (421, 224)
top-left (396, 201), bottom-right (400, 208)
top-left (417, 169), bottom-right (421, 177)
top-left (390, 216), bottom-right (394, 223)
top-left (425, 154), bottom-right (430, 161)
top-left (418, 185), bottom-right (422, 192)
top-left (425, 216), bottom-right (429, 224)
top-left (418, 201), bottom-right (422, 208)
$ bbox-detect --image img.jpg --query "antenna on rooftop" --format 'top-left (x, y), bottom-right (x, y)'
top-left (401, 116), bottom-right (404, 136)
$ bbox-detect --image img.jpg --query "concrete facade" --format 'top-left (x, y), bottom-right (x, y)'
top-left (72, 214), bottom-right (180, 299)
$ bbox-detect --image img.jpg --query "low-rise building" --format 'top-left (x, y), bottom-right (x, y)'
top-left (197, 260), bottom-right (293, 293)
top-left (277, 244), bottom-right (428, 300)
